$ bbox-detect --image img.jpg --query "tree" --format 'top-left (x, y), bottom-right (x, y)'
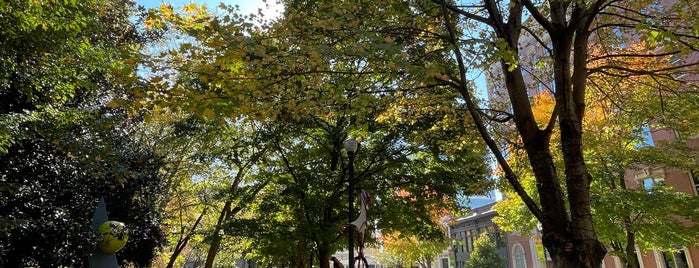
top-left (141, 3), bottom-right (491, 268)
top-left (139, 111), bottom-right (278, 268)
top-left (0, 108), bottom-right (168, 267)
top-left (199, 120), bottom-right (274, 268)
top-left (494, 43), bottom-right (699, 268)
top-left (349, 1), bottom-right (698, 267)
top-left (378, 232), bottom-right (450, 268)
top-left (140, 1), bottom-right (699, 267)
top-left (0, 0), bottom-right (167, 266)
top-left (234, 109), bottom-right (488, 268)
top-left (464, 233), bottom-right (506, 268)
top-left (0, 0), bottom-right (151, 152)
top-left (584, 44), bottom-right (699, 267)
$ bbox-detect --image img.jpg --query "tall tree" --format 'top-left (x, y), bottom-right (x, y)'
top-left (142, 3), bottom-right (491, 268)
top-left (140, 1), bottom-right (699, 267)
top-left (0, 107), bottom-right (167, 267)
top-left (494, 42), bottom-right (699, 268)
top-left (362, 1), bottom-right (698, 267)
top-left (234, 107), bottom-right (487, 268)
top-left (0, 0), bottom-right (167, 266)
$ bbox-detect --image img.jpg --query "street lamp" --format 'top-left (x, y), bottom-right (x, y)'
top-left (344, 137), bottom-right (359, 268)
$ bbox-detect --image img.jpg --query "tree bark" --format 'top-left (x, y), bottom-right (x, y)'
top-left (166, 207), bottom-right (208, 268)
top-left (434, 0), bottom-right (609, 267)
top-left (624, 222), bottom-right (638, 268)
top-left (204, 201), bottom-right (231, 268)
top-left (318, 248), bottom-right (331, 268)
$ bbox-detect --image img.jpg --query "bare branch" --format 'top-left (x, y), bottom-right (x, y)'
top-left (437, 0), bottom-right (543, 220)
top-left (429, 0), bottom-right (493, 27)
top-left (589, 61), bottom-right (699, 76)
top-left (587, 50), bottom-right (679, 63)
top-left (521, 0), bottom-right (554, 34)
top-left (522, 25), bottom-right (553, 55)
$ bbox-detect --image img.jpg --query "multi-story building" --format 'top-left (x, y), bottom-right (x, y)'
top-left (444, 202), bottom-right (550, 268)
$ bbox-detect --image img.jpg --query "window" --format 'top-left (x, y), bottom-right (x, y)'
top-left (466, 230), bottom-right (475, 252)
top-left (484, 225), bottom-right (506, 249)
top-left (662, 250), bottom-right (689, 268)
top-left (442, 258), bottom-right (449, 268)
top-left (669, 55), bottom-right (687, 79)
top-left (642, 177), bottom-right (665, 193)
top-left (513, 243), bottom-right (527, 268)
top-left (691, 169), bottom-right (699, 195)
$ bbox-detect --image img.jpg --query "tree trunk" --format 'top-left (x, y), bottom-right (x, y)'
top-left (166, 207), bottom-right (207, 268)
top-left (293, 241), bottom-right (307, 268)
top-left (204, 201), bottom-right (231, 268)
top-left (624, 222), bottom-right (638, 268)
top-left (204, 233), bottom-right (223, 268)
top-left (319, 248), bottom-right (331, 268)
top-left (436, 0), bottom-right (609, 266)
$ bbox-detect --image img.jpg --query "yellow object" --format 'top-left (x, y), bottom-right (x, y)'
top-left (97, 221), bottom-right (128, 253)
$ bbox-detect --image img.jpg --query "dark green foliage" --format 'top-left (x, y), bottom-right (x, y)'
top-left (0, 0), bottom-right (167, 266)
top-left (0, 110), bottom-right (167, 267)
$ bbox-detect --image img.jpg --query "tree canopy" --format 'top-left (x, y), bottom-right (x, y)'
top-left (0, 0), bottom-right (167, 266)
top-left (2, 0), bottom-right (699, 267)
top-left (138, 0), bottom-right (699, 267)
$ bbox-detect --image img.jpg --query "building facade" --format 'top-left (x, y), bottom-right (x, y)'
top-left (448, 185), bottom-right (699, 268)
top-left (446, 202), bottom-right (549, 268)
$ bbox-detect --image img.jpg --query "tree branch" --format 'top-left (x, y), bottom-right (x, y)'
top-left (429, 0), bottom-right (494, 27)
top-left (437, 0), bottom-right (543, 220)
top-left (521, 0), bottom-right (554, 34)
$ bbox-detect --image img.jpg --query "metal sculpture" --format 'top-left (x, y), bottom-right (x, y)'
top-left (88, 197), bottom-right (127, 268)
top-left (347, 189), bottom-right (371, 268)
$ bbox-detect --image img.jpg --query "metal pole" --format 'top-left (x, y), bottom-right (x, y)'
top-left (348, 151), bottom-right (355, 268)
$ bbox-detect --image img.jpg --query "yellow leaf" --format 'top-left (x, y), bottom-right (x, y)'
top-left (203, 108), bottom-right (215, 118)
top-left (107, 101), bottom-right (120, 109)
top-left (199, 75), bottom-right (209, 83)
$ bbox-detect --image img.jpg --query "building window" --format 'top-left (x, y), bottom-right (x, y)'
top-left (662, 250), bottom-right (689, 268)
top-left (442, 258), bottom-right (449, 268)
top-left (641, 177), bottom-right (665, 193)
top-left (466, 230), bottom-right (476, 252)
top-left (484, 225), bottom-right (505, 249)
top-left (513, 243), bottom-right (527, 268)
top-left (669, 55), bottom-right (687, 79)
top-left (691, 169), bottom-right (699, 196)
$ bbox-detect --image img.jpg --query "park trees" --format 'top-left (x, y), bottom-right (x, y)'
top-left (148, 115), bottom-right (275, 268)
top-left (267, 1), bottom-right (699, 266)
top-left (494, 40), bottom-right (699, 268)
top-left (140, 0), bottom-right (699, 267)
top-left (141, 3), bottom-right (491, 267)
top-left (494, 85), bottom-right (699, 268)
top-left (0, 0), bottom-right (168, 266)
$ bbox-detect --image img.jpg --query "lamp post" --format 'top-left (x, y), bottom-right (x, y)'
top-left (344, 137), bottom-right (359, 268)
